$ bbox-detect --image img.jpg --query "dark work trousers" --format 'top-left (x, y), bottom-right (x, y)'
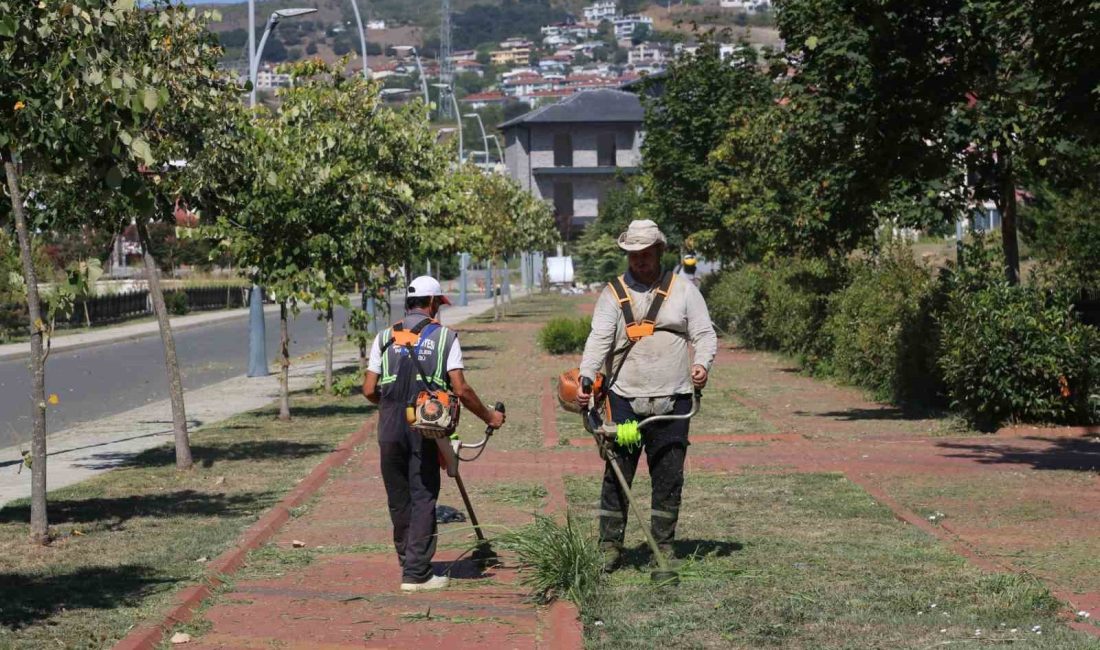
top-left (599, 392), bottom-right (692, 550)
top-left (379, 437), bottom-right (441, 583)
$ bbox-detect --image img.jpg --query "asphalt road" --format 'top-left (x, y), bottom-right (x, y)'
top-left (0, 297), bottom-right (402, 449)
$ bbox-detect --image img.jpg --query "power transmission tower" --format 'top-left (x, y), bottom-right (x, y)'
top-left (439, 0), bottom-right (454, 117)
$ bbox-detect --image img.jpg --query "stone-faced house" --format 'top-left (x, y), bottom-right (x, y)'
top-left (500, 89), bottom-right (643, 238)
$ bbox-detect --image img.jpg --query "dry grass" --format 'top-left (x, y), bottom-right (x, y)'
top-left (0, 391), bottom-right (373, 649)
top-left (564, 471), bottom-right (1098, 649)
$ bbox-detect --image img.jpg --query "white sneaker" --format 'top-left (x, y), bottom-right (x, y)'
top-left (400, 575), bottom-right (449, 592)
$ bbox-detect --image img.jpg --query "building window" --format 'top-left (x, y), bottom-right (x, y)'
top-left (597, 133), bottom-right (616, 167)
top-left (554, 181), bottom-right (574, 218)
top-left (553, 133), bottom-right (573, 167)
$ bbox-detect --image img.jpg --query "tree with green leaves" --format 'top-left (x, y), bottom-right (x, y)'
top-left (206, 60), bottom-right (449, 413)
top-left (1, 0), bottom-right (193, 541)
top-left (638, 38), bottom-right (773, 257)
top-left (107, 1), bottom-right (240, 470)
top-left (761, 0), bottom-right (1099, 280)
top-left (453, 168), bottom-right (556, 320)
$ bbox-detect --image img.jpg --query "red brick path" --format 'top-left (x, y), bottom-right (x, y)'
top-left (121, 329), bottom-right (1100, 647)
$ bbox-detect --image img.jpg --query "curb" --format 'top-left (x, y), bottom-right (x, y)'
top-left (113, 417), bottom-right (377, 650)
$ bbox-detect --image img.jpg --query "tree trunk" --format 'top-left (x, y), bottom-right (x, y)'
top-left (278, 301), bottom-right (291, 421)
top-left (135, 219), bottom-right (192, 470)
top-left (5, 157), bottom-right (50, 544)
top-left (997, 156), bottom-right (1020, 285)
top-left (83, 301), bottom-right (91, 329)
top-left (324, 303), bottom-right (334, 395)
top-left (540, 253), bottom-right (550, 294)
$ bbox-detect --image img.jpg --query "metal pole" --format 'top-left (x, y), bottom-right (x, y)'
top-left (348, 0), bottom-right (370, 79)
top-left (249, 16), bottom-right (277, 107)
top-left (465, 113), bottom-right (489, 166)
top-left (454, 91), bottom-right (464, 164)
top-left (247, 283), bottom-right (268, 377)
top-left (366, 295), bottom-right (377, 335)
top-left (248, 0), bottom-right (256, 96)
top-left (412, 47), bottom-right (429, 106)
top-left (459, 253), bottom-right (469, 306)
top-left (246, 16), bottom-right (276, 377)
top-left (490, 134), bottom-right (505, 165)
top-left (485, 261), bottom-right (493, 298)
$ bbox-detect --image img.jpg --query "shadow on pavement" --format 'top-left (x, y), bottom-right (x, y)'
top-left (0, 489), bottom-right (273, 525)
top-left (0, 564), bottom-right (172, 629)
top-left (936, 436), bottom-right (1100, 472)
top-left (795, 405), bottom-right (943, 423)
top-left (75, 440), bottom-right (335, 471)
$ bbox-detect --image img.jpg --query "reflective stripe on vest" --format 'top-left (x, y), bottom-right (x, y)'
top-left (379, 325), bottom-right (450, 387)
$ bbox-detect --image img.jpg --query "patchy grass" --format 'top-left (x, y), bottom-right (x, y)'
top-left (446, 293), bottom-right (593, 451)
top-left (0, 391), bottom-right (373, 649)
top-left (887, 471), bottom-right (1100, 595)
top-left (471, 482), bottom-right (549, 509)
top-left (563, 472), bottom-right (1098, 649)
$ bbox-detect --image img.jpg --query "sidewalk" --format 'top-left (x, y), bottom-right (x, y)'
top-left (0, 291), bottom-right (522, 508)
top-left (0, 303), bottom-right (277, 362)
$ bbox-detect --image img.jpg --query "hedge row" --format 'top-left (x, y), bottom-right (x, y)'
top-left (704, 241), bottom-right (1099, 430)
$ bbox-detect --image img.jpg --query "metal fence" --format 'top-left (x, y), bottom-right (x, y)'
top-left (62, 285), bottom-right (249, 326)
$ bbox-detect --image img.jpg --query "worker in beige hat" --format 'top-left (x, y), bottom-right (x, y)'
top-left (576, 219), bottom-right (717, 571)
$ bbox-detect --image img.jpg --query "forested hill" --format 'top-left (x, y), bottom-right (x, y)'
top-left (195, 0), bottom-right (623, 57)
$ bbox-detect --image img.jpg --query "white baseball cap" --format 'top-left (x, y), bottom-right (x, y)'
top-left (407, 275), bottom-right (451, 305)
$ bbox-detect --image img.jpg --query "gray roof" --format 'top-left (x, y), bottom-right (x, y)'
top-left (498, 89), bottom-right (644, 128)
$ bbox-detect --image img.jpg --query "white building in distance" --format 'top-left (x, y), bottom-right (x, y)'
top-left (613, 14), bottom-right (653, 40)
top-left (583, 1), bottom-right (618, 23)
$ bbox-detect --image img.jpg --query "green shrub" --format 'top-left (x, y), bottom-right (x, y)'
top-left (703, 264), bottom-right (769, 346)
top-left (538, 316), bottom-right (591, 355)
top-left (938, 240), bottom-right (1100, 430)
top-left (313, 369), bottom-right (362, 397)
top-left (824, 243), bottom-right (945, 403)
top-left (760, 257), bottom-right (847, 369)
top-left (164, 291), bottom-right (189, 316)
top-left (704, 258), bottom-right (845, 368)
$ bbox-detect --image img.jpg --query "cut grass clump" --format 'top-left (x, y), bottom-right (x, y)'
top-left (498, 514), bottom-right (604, 607)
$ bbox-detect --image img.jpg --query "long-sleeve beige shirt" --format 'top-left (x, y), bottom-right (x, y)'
top-left (579, 270), bottom-right (718, 398)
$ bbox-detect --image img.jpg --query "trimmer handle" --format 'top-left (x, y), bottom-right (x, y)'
top-left (485, 402), bottom-right (505, 436)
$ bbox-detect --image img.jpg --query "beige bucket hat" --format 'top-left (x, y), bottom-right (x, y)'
top-left (617, 219), bottom-right (667, 251)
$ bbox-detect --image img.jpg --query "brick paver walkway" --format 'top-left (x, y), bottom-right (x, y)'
top-left (155, 301), bottom-right (1099, 647)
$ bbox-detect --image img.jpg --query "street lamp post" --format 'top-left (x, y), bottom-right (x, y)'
top-left (432, 83), bottom-right (462, 164)
top-left (409, 46), bottom-right (430, 107)
top-left (348, 0), bottom-right (370, 79)
top-left (250, 8), bottom-right (318, 107)
top-left (246, 6), bottom-right (317, 378)
top-left (488, 134), bottom-right (505, 165)
top-left (462, 113), bottom-right (489, 167)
